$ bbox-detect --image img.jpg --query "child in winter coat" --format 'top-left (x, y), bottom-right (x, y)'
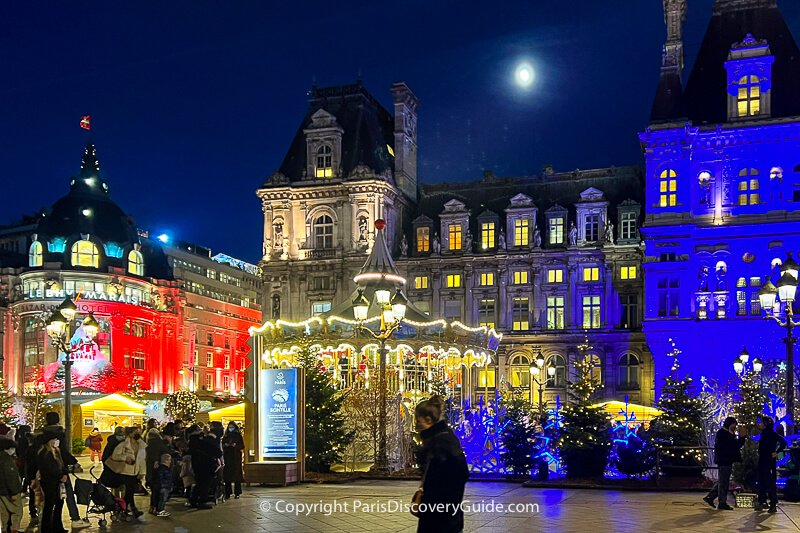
top-left (179, 453), bottom-right (195, 506)
top-left (156, 454), bottom-right (174, 517)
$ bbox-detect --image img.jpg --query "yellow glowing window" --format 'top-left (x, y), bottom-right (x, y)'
top-left (547, 269), bottom-right (563, 283)
top-left (512, 297), bottom-right (529, 331)
top-left (481, 222), bottom-right (496, 249)
top-left (513, 270), bottom-right (529, 284)
top-left (71, 240), bottom-right (99, 268)
top-left (416, 227), bottom-right (430, 253)
top-left (446, 274), bottom-right (462, 288)
top-left (479, 272), bottom-right (494, 286)
top-left (582, 295), bottom-right (601, 329)
top-left (738, 168), bottom-right (760, 205)
top-left (478, 369), bottom-right (496, 388)
top-left (514, 219), bottom-right (529, 246)
top-left (659, 169), bottom-right (677, 207)
top-left (583, 267), bottom-right (599, 282)
top-left (737, 75), bottom-right (761, 117)
top-left (448, 224), bottom-right (462, 251)
top-left (414, 276), bottom-right (429, 289)
top-left (620, 266), bottom-right (637, 280)
top-left (479, 298), bottom-right (495, 328)
top-left (29, 241), bottom-right (43, 267)
top-left (315, 145), bottom-right (333, 178)
top-left (128, 250), bottom-right (144, 276)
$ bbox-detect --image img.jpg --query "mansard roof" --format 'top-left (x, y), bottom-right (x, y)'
top-left (271, 81), bottom-right (395, 184)
top-left (684, 1), bottom-right (800, 124)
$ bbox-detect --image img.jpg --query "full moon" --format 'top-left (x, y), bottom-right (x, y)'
top-left (514, 63), bottom-right (534, 88)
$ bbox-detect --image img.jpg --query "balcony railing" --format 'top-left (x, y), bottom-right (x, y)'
top-left (303, 248), bottom-right (338, 260)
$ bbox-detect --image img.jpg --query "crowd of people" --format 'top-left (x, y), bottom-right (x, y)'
top-left (0, 414), bottom-right (246, 533)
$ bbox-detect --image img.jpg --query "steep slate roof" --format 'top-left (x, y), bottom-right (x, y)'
top-left (683, 0), bottom-right (800, 124)
top-left (272, 81), bottom-right (395, 184)
top-left (650, 68), bottom-right (686, 123)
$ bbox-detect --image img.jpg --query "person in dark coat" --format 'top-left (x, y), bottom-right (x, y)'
top-left (757, 416), bottom-right (787, 513)
top-left (37, 434), bottom-right (68, 533)
top-left (413, 396), bottom-right (469, 533)
top-left (39, 412), bottom-right (86, 530)
top-left (145, 428), bottom-right (172, 513)
top-left (0, 438), bottom-right (24, 533)
top-left (187, 426), bottom-right (214, 509)
top-left (99, 426), bottom-right (126, 489)
top-left (703, 416), bottom-right (746, 510)
top-left (222, 422), bottom-right (245, 499)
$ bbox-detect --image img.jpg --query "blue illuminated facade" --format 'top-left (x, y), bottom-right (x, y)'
top-left (642, 0), bottom-right (800, 392)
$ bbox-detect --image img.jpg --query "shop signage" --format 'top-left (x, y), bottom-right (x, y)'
top-left (26, 288), bottom-right (141, 305)
top-left (260, 368), bottom-right (298, 458)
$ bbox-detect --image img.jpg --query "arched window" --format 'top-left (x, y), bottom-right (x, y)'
top-left (738, 168), bottom-right (760, 205)
top-left (618, 353), bottom-right (640, 390)
top-left (315, 145), bottom-right (333, 178)
top-left (127, 250), bottom-right (144, 276)
top-left (313, 215), bottom-right (334, 249)
top-left (71, 240), bottom-right (99, 268)
top-left (737, 75), bottom-right (761, 117)
top-left (588, 354), bottom-right (602, 384)
top-left (659, 169), bottom-right (677, 207)
top-left (508, 353), bottom-right (531, 390)
top-left (546, 354), bottom-right (566, 388)
top-left (28, 241), bottom-right (43, 267)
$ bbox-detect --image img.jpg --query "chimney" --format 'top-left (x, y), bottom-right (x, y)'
top-left (391, 82), bottom-right (419, 202)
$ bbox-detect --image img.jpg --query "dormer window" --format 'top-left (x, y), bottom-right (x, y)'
top-left (448, 223), bottom-right (462, 251)
top-left (545, 204), bottom-right (567, 246)
top-left (725, 34), bottom-right (774, 120)
top-left (29, 241), bottom-right (43, 267)
top-left (128, 250), bottom-right (144, 276)
top-left (737, 75), bottom-right (761, 116)
top-left (416, 227), bottom-right (430, 253)
top-left (584, 214), bottom-right (600, 242)
top-left (315, 145), bottom-right (333, 178)
top-left (480, 222), bottom-right (495, 250)
top-left (513, 218), bottom-right (529, 247)
top-left (71, 240), bottom-right (99, 268)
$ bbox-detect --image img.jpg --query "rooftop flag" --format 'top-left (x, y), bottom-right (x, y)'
top-left (80, 115), bottom-right (91, 130)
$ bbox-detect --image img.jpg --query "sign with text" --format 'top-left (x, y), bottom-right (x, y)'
top-left (260, 368), bottom-right (298, 459)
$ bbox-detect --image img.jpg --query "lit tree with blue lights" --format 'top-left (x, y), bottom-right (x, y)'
top-left (499, 386), bottom-right (537, 478)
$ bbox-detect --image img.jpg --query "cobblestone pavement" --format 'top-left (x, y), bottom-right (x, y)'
top-left (20, 473), bottom-right (800, 533)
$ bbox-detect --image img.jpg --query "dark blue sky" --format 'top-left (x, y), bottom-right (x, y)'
top-left (3, 1), bottom-right (800, 263)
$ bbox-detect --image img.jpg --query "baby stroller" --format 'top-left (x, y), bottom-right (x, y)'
top-left (74, 466), bottom-right (129, 527)
top-left (212, 459), bottom-right (225, 504)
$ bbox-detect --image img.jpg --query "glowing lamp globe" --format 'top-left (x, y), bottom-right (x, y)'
top-left (82, 312), bottom-right (100, 339)
top-left (777, 272), bottom-right (798, 303)
top-left (391, 290), bottom-right (407, 321)
top-left (535, 351), bottom-right (545, 368)
top-left (759, 278), bottom-right (778, 311)
top-left (46, 310), bottom-right (67, 337)
top-left (58, 298), bottom-right (78, 321)
top-left (733, 359), bottom-right (744, 374)
top-left (752, 358), bottom-right (763, 373)
top-left (515, 63), bottom-right (534, 88)
top-left (375, 289), bottom-right (391, 305)
top-left (547, 366), bottom-right (556, 378)
top-left (352, 291), bottom-right (370, 321)
top-left (739, 346), bottom-right (749, 364)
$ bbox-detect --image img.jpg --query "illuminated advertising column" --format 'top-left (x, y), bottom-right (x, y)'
top-left (258, 368), bottom-right (298, 460)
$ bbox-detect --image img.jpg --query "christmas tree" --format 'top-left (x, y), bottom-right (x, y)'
top-left (650, 341), bottom-right (706, 477)
top-left (299, 345), bottom-right (354, 473)
top-left (558, 356), bottom-right (611, 479)
top-left (499, 387), bottom-right (538, 478)
top-left (732, 369), bottom-right (766, 490)
top-left (164, 390), bottom-right (201, 422)
top-left (0, 377), bottom-right (17, 425)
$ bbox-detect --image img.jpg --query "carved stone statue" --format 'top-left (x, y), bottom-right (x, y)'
top-left (464, 231), bottom-right (473, 253)
top-left (716, 264), bottom-right (727, 291)
top-left (568, 222), bottom-right (578, 246)
top-left (262, 237), bottom-right (272, 259)
top-left (400, 234), bottom-right (409, 257)
top-left (432, 233), bottom-right (441, 255)
top-left (604, 221), bottom-right (614, 245)
top-left (533, 225), bottom-right (542, 248)
top-left (271, 294), bottom-right (281, 319)
top-left (358, 216), bottom-right (369, 241)
top-left (273, 220), bottom-right (284, 247)
top-left (698, 265), bottom-right (710, 292)
top-left (498, 229), bottom-right (507, 251)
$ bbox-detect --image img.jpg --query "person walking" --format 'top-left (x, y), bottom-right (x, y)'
top-left (86, 429), bottom-right (103, 466)
top-left (756, 416), bottom-right (787, 513)
top-left (37, 434), bottom-right (68, 533)
top-left (39, 412), bottom-right (88, 530)
top-left (0, 438), bottom-right (24, 533)
top-left (703, 416), bottom-right (746, 510)
top-left (412, 396), bottom-right (469, 533)
top-left (222, 422), bottom-right (244, 499)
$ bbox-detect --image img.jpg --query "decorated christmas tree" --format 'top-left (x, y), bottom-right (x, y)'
top-left (499, 386), bottom-right (537, 478)
top-left (732, 369), bottom-right (766, 490)
top-left (558, 355), bottom-right (611, 478)
top-left (164, 390), bottom-right (201, 422)
top-left (0, 377), bottom-right (17, 425)
top-left (299, 345), bottom-right (354, 473)
top-left (651, 341), bottom-right (706, 477)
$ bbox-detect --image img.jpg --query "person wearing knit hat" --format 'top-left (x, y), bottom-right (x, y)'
top-left (703, 416), bottom-right (746, 510)
top-left (0, 423), bottom-right (16, 443)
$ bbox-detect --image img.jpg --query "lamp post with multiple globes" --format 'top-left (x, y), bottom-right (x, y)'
top-left (528, 350), bottom-right (555, 418)
top-left (45, 298), bottom-right (99, 445)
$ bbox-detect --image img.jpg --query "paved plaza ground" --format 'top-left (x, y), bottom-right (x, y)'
top-left (17, 472), bottom-right (800, 533)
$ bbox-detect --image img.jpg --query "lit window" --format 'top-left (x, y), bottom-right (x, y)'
top-left (546, 296), bottom-right (565, 330)
top-left (205, 374), bottom-right (214, 391)
top-left (414, 276), bottom-right (429, 289)
top-left (315, 145), bottom-right (333, 178)
top-left (312, 302), bottom-right (331, 315)
top-left (548, 217), bottom-right (564, 245)
top-left (512, 297), bottom-right (529, 331)
top-left (478, 369), bottom-right (496, 388)
top-left (29, 241), bottom-right (43, 267)
top-left (127, 250), bottom-right (144, 276)
top-left (659, 169), bottom-right (678, 207)
top-left (446, 274), bottom-right (462, 288)
top-left (207, 352), bottom-right (214, 367)
top-left (620, 266), bottom-right (637, 280)
top-left (584, 214), bottom-right (600, 242)
top-left (479, 272), bottom-right (494, 286)
top-left (513, 270), bottom-right (529, 284)
top-left (738, 168), bottom-right (760, 205)
top-left (583, 267), bottom-right (599, 282)
top-left (223, 375), bottom-right (230, 391)
top-left (546, 355), bottom-right (566, 388)
top-left (448, 224), bottom-right (462, 251)
top-left (481, 222), bottom-right (496, 250)
top-left (71, 240), bottom-right (99, 268)
top-left (582, 295), bottom-right (601, 329)
top-left (547, 269), bottom-right (563, 283)
top-left (313, 215), bottom-right (334, 249)
top-left (224, 354), bottom-right (230, 369)
top-left (513, 219), bottom-right (529, 247)
top-left (478, 298), bottom-right (496, 328)
top-left (416, 227), bottom-right (430, 253)
top-left (620, 211), bottom-right (637, 240)
top-left (737, 75), bottom-right (761, 117)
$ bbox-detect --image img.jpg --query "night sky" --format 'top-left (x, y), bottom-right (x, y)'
top-left (3, 1), bottom-right (800, 263)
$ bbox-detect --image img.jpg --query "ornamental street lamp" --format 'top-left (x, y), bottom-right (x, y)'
top-left (528, 350), bottom-right (554, 419)
top-left (45, 297), bottom-right (99, 446)
top-left (733, 346), bottom-right (762, 377)
top-left (758, 253), bottom-right (800, 434)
